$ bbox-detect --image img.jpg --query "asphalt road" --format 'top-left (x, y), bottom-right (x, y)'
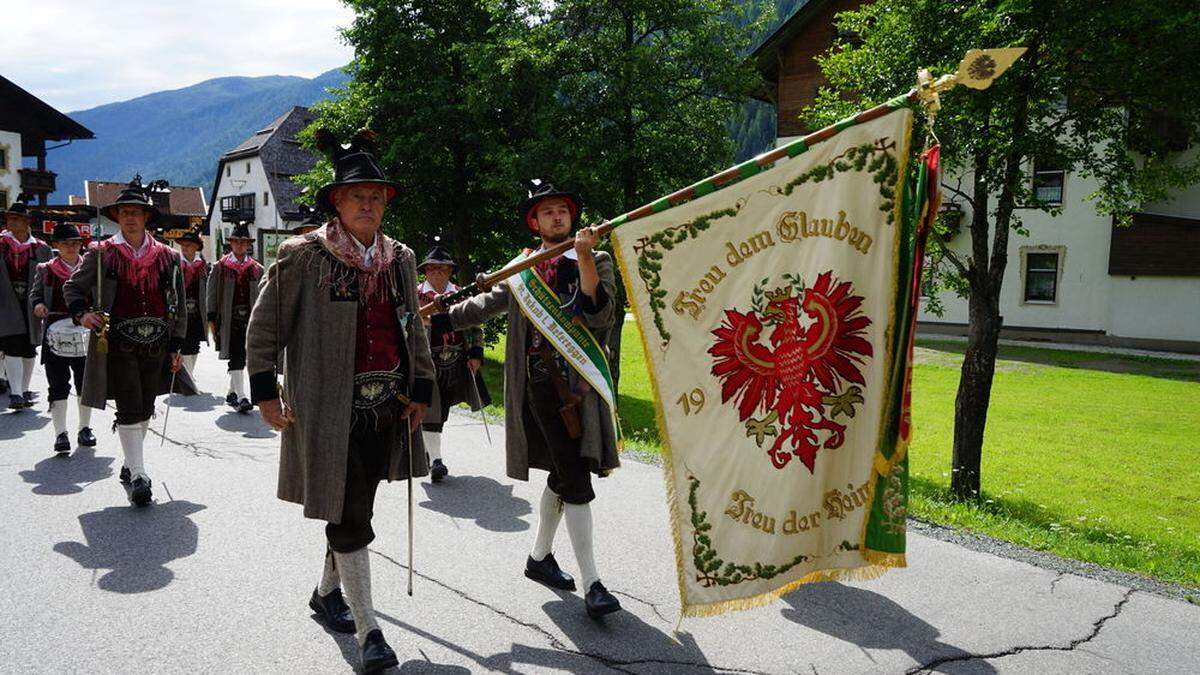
top-left (1, 348), bottom-right (1196, 674)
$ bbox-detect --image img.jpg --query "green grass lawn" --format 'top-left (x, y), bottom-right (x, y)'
top-left (479, 322), bottom-right (1200, 587)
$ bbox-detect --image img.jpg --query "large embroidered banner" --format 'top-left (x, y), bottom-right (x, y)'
top-left (612, 102), bottom-right (928, 616)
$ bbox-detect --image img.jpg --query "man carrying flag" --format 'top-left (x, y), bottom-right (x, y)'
top-left (432, 179), bottom-right (622, 619)
top-left (247, 128), bottom-right (434, 673)
top-left (207, 222), bottom-right (261, 412)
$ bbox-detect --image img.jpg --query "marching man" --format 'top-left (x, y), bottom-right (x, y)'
top-left (31, 223), bottom-right (96, 454)
top-left (432, 180), bottom-right (622, 619)
top-left (0, 194), bottom-right (53, 410)
top-left (207, 222), bottom-right (261, 413)
top-left (65, 178), bottom-right (195, 507)
top-left (247, 129), bottom-right (434, 673)
top-left (176, 228), bottom-right (209, 379)
top-left (417, 237), bottom-right (488, 482)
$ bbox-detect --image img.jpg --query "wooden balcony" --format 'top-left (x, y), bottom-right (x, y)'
top-left (18, 168), bottom-right (56, 195)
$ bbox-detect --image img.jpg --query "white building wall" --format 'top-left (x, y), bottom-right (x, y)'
top-left (206, 155), bottom-right (276, 261)
top-left (919, 169), bottom-right (1200, 345)
top-left (0, 130), bottom-right (22, 208)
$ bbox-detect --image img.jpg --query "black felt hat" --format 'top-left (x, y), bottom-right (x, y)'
top-left (176, 228), bottom-right (203, 246)
top-left (313, 129), bottom-right (400, 213)
top-left (519, 178), bottom-right (581, 232)
top-left (228, 221), bottom-right (253, 241)
top-left (100, 177), bottom-right (161, 224)
top-left (3, 193), bottom-right (34, 218)
top-left (51, 222), bottom-right (84, 242)
top-left (418, 235), bottom-right (456, 272)
top-left (292, 204), bottom-right (324, 233)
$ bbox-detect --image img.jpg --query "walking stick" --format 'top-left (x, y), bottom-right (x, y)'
top-left (469, 371), bottom-right (492, 446)
top-left (407, 419), bottom-right (414, 596)
top-left (160, 369), bottom-right (176, 447)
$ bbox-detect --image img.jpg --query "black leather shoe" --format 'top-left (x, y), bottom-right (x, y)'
top-left (77, 427), bottom-right (97, 447)
top-left (308, 587), bottom-right (356, 634)
top-left (525, 553), bottom-right (576, 591)
top-left (236, 397), bottom-right (253, 414)
top-left (23, 391), bottom-right (36, 404)
top-left (130, 476), bottom-right (153, 506)
top-left (225, 392), bottom-right (238, 407)
top-left (119, 466), bottom-right (131, 484)
top-left (430, 459), bottom-right (448, 482)
top-left (0, 378), bottom-right (8, 394)
top-left (360, 629), bottom-right (399, 674)
top-left (8, 394), bottom-right (27, 410)
top-left (53, 432), bottom-right (71, 455)
top-left (585, 581), bottom-right (621, 619)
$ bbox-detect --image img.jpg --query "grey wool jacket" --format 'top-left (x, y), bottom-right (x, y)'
top-left (205, 256), bottom-right (262, 359)
top-left (443, 250), bottom-right (620, 482)
top-left (0, 238), bottom-right (52, 342)
top-left (62, 242), bottom-right (198, 409)
top-left (246, 229), bottom-right (436, 524)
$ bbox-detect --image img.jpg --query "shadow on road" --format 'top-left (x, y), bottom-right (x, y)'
top-left (168, 392), bottom-right (224, 413)
top-left (418, 475), bottom-right (531, 532)
top-left (214, 410), bottom-right (276, 439)
top-left (0, 409), bottom-right (50, 440)
top-left (53, 499), bottom-right (207, 593)
top-left (19, 446), bottom-right (115, 495)
top-left (780, 582), bottom-right (996, 674)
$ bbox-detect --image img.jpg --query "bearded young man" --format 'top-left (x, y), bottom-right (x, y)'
top-left (432, 180), bottom-right (622, 619)
top-left (246, 130), bottom-right (434, 674)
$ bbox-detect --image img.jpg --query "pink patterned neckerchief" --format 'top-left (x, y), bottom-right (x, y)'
top-left (46, 256), bottom-right (82, 284)
top-left (102, 236), bottom-right (170, 295)
top-left (320, 218), bottom-right (396, 299)
top-left (218, 253), bottom-right (259, 284)
top-left (0, 230), bottom-right (38, 276)
top-left (181, 255), bottom-right (206, 287)
top-left (417, 279), bottom-right (457, 304)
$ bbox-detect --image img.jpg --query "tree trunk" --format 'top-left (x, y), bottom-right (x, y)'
top-left (950, 284), bottom-right (1002, 499)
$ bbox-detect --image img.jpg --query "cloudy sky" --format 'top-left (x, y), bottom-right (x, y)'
top-left (8, 0), bottom-right (356, 112)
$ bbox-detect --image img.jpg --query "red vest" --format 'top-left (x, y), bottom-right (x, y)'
top-left (355, 290), bottom-right (403, 374)
top-left (111, 263), bottom-right (167, 321)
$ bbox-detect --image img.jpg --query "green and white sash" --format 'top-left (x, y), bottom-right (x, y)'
top-left (507, 252), bottom-right (619, 439)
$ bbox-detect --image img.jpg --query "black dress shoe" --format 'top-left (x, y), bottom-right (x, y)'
top-left (119, 466), bottom-right (131, 484)
top-left (236, 397), bottom-right (253, 413)
top-left (0, 378), bottom-right (8, 394)
top-left (77, 427), bottom-right (97, 447)
top-left (23, 391), bottom-right (36, 404)
top-left (430, 459), bottom-right (448, 482)
top-left (584, 581), bottom-right (621, 619)
top-left (8, 394), bottom-right (27, 410)
top-left (525, 553), bottom-right (576, 591)
top-left (360, 629), bottom-right (399, 674)
top-left (130, 476), bottom-right (153, 506)
top-left (225, 392), bottom-right (238, 406)
top-left (53, 432), bottom-right (71, 455)
top-left (308, 587), bottom-right (356, 634)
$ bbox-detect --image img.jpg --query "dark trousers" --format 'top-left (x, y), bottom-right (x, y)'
top-left (44, 350), bottom-right (86, 402)
top-left (522, 377), bottom-right (595, 505)
top-left (227, 320), bottom-right (247, 371)
top-left (108, 341), bottom-right (165, 425)
top-left (326, 422), bottom-right (398, 553)
top-left (0, 332), bottom-right (36, 358)
top-left (181, 314), bottom-right (204, 356)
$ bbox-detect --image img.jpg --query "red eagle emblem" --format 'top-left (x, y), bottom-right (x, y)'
top-left (709, 271), bottom-right (873, 472)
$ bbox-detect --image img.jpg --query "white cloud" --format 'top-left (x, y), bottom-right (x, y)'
top-left (6, 0), bottom-right (357, 112)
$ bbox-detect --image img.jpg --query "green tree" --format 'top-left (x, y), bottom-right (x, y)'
top-left (802, 0), bottom-right (1200, 499)
top-left (516, 0), bottom-right (769, 390)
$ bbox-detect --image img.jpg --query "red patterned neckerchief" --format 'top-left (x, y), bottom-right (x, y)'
top-left (320, 218), bottom-right (396, 299)
top-left (45, 256), bottom-right (81, 284)
top-left (0, 231), bottom-right (37, 276)
top-left (102, 236), bottom-right (171, 296)
top-left (218, 253), bottom-right (259, 284)
top-left (417, 279), bottom-right (457, 304)
top-left (181, 255), bottom-right (206, 287)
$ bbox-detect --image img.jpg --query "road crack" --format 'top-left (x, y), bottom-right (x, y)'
top-left (905, 589), bottom-right (1135, 673)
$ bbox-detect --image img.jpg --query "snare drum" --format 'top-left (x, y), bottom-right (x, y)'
top-left (46, 318), bottom-right (91, 358)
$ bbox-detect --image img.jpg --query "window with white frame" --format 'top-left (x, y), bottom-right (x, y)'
top-left (1024, 251), bottom-right (1060, 303)
top-left (0, 190), bottom-right (8, 209)
top-left (1032, 158), bottom-right (1065, 205)
top-left (0, 147), bottom-right (7, 170)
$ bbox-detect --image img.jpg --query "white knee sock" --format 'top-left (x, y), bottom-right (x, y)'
top-left (229, 370), bottom-right (246, 399)
top-left (3, 356), bottom-right (23, 396)
top-left (318, 548), bottom-right (340, 596)
top-left (564, 502), bottom-right (600, 591)
top-left (423, 430), bottom-right (442, 462)
top-left (334, 547), bottom-right (380, 645)
top-left (50, 400), bottom-right (68, 435)
top-left (20, 357), bottom-right (34, 393)
top-left (182, 354), bottom-right (197, 376)
top-left (77, 400), bottom-right (92, 430)
top-left (530, 485), bottom-right (564, 561)
top-left (117, 423), bottom-right (146, 478)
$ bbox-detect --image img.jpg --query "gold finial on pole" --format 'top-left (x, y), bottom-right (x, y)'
top-left (917, 47), bottom-right (1028, 128)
